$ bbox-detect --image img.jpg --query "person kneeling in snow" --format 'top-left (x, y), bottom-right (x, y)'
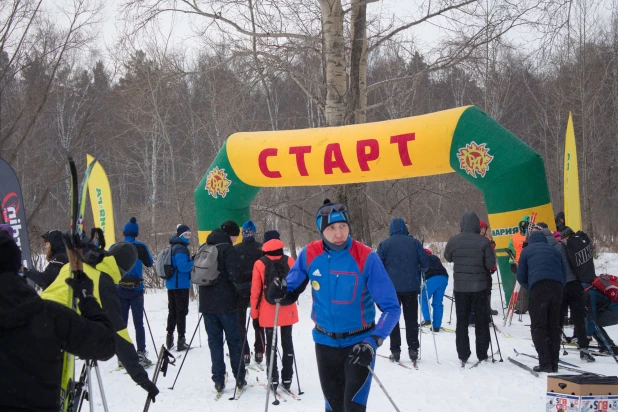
top-left (269, 199), bottom-right (401, 412)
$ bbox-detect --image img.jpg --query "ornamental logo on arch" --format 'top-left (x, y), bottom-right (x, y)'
top-left (457, 141), bottom-right (494, 178)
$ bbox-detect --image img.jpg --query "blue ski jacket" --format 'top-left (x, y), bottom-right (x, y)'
top-left (165, 236), bottom-right (193, 290)
top-left (377, 218), bottom-right (429, 292)
top-left (286, 237), bottom-right (401, 348)
top-left (118, 236), bottom-right (154, 291)
top-left (517, 231), bottom-right (566, 291)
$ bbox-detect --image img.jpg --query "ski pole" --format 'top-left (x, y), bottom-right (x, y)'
top-left (489, 312), bottom-right (503, 362)
top-left (143, 308), bottom-right (159, 359)
top-left (561, 329), bottom-right (568, 356)
top-left (367, 366), bottom-right (401, 412)
top-left (265, 301), bottom-right (281, 411)
top-left (292, 352), bottom-right (304, 395)
top-left (168, 314), bottom-right (203, 390)
top-left (197, 287), bottom-right (202, 347)
top-left (587, 312), bottom-right (618, 364)
top-left (417, 296), bottom-right (422, 361)
top-left (422, 272), bottom-right (439, 363)
top-left (230, 315), bottom-right (251, 400)
top-left (487, 305), bottom-right (496, 363)
top-left (495, 267), bottom-right (506, 318)
top-left (448, 293), bottom-right (454, 324)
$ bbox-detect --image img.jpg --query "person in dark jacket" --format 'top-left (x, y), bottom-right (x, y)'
top-left (22, 230), bottom-right (69, 289)
top-left (420, 248), bottom-right (449, 331)
top-left (444, 211), bottom-right (495, 365)
top-left (541, 227), bottom-right (594, 362)
top-left (0, 231), bottom-right (116, 412)
top-left (555, 211), bottom-right (566, 233)
top-left (377, 218), bottom-right (429, 362)
top-left (200, 220), bottom-right (246, 392)
top-left (165, 224), bottom-right (194, 351)
top-left (517, 230), bottom-right (566, 372)
top-left (116, 217), bottom-right (155, 367)
top-left (234, 220), bottom-right (265, 364)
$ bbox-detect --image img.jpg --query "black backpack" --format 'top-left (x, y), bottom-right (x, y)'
top-left (260, 255), bottom-right (290, 305)
top-left (565, 231), bottom-right (596, 284)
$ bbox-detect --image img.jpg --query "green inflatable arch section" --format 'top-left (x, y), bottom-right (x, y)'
top-left (195, 106), bottom-right (555, 302)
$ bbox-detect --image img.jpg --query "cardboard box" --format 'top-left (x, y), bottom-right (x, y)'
top-left (546, 375), bottom-right (618, 411)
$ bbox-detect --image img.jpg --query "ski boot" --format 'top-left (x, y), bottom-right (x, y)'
top-left (580, 349), bottom-right (596, 363)
top-left (282, 380), bottom-right (292, 391)
top-left (389, 351), bottom-right (400, 362)
top-left (166, 333), bottom-right (174, 350)
top-left (137, 350), bottom-right (153, 367)
top-left (177, 335), bottom-right (188, 351)
top-left (420, 320), bottom-right (431, 327)
top-left (255, 352), bottom-right (264, 364)
top-left (215, 381), bottom-right (225, 392)
top-left (490, 309), bottom-right (499, 316)
top-left (409, 349), bottom-right (418, 361)
top-left (236, 378), bottom-right (247, 390)
top-left (532, 365), bottom-right (553, 373)
top-left (432, 327), bottom-right (440, 333)
top-left (243, 354), bottom-right (251, 365)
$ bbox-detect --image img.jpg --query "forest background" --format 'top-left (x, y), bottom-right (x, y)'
top-left (1, 0), bottom-right (617, 284)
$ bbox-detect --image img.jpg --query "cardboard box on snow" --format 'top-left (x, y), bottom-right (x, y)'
top-left (546, 375), bottom-right (618, 412)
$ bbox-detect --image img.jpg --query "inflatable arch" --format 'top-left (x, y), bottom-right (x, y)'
top-left (194, 106), bottom-right (555, 300)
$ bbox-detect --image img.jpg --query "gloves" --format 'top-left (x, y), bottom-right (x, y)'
top-left (191, 253), bottom-right (196, 260)
top-left (267, 277), bottom-right (287, 302)
top-left (140, 380), bottom-right (159, 403)
top-left (65, 273), bottom-right (94, 299)
top-left (522, 241), bottom-right (528, 249)
top-left (348, 339), bottom-right (376, 367)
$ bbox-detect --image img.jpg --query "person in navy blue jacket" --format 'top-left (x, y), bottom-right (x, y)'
top-left (420, 248), bottom-right (449, 332)
top-left (377, 218), bottom-right (429, 362)
top-left (517, 229), bottom-right (566, 373)
top-left (115, 217), bottom-right (154, 367)
top-left (165, 224), bottom-right (194, 351)
top-left (270, 199), bottom-right (401, 412)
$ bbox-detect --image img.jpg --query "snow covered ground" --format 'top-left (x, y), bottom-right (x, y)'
top-left (79, 254), bottom-right (618, 412)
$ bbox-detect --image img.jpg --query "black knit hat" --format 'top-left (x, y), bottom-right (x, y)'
top-left (263, 230), bottom-right (280, 243)
top-left (176, 224), bottom-right (191, 237)
top-left (0, 231), bottom-right (22, 273)
top-left (221, 220), bottom-right (240, 237)
top-left (108, 242), bottom-right (138, 276)
top-left (316, 199), bottom-right (350, 233)
top-left (560, 227), bottom-right (575, 239)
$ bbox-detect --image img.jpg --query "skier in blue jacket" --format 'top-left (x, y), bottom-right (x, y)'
top-left (270, 199), bottom-right (401, 412)
top-left (116, 217), bottom-right (154, 366)
top-left (165, 224), bottom-right (194, 351)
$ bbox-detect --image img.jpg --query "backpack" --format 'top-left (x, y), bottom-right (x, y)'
top-left (155, 246), bottom-right (175, 280)
top-left (191, 243), bottom-right (221, 286)
top-left (592, 274), bottom-right (618, 303)
top-left (565, 231), bottom-right (596, 284)
top-left (261, 255), bottom-right (290, 305)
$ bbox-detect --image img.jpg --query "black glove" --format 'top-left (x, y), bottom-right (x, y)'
top-left (191, 253), bottom-right (196, 260)
top-left (65, 273), bottom-right (94, 299)
top-left (348, 339), bottom-right (376, 367)
top-left (522, 241), bottom-right (528, 249)
top-left (140, 380), bottom-right (159, 403)
top-left (267, 277), bottom-right (287, 302)
top-left (510, 263), bottom-right (518, 274)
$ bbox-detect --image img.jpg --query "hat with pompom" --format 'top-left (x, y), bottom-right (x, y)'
top-left (123, 217), bottom-right (139, 237)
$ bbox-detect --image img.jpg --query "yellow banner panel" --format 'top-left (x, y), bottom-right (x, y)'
top-left (488, 202), bottom-right (555, 250)
top-left (226, 107), bottom-right (469, 187)
top-left (86, 154), bottom-right (116, 247)
top-left (564, 113), bottom-right (582, 232)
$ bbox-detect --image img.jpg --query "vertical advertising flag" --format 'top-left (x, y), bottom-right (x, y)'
top-left (0, 157), bottom-right (32, 270)
top-left (86, 154), bottom-right (115, 247)
top-left (564, 112), bottom-right (582, 232)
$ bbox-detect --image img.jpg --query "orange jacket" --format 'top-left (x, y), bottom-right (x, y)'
top-left (511, 232), bottom-right (526, 264)
top-left (250, 239), bottom-right (298, 328)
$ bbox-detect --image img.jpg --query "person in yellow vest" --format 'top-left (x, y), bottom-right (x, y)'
top-left (40, 242), bottom-right (159, 402)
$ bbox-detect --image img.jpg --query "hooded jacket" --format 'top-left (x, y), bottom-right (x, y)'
top-left (517, 231), bottom-right (566, 291)
top-left (117, 236), bottom-right (153, 291)
top-left (23, 231), bottom-right (69, 290)
top-left (234, 236), bottom-right (263, 296)
top-left (444, 212), bottom-right (496, 293)
top-left (286, 237), bottom-right (401, 348)
top-left (0, 271), bottom-right (115, 412)
top-left (542, 228), bottom-right (577, 283)
top-left (165, 235), bottom-right (193, 290)
top-left (424, 255), bottom-right (449, 280)
top-left (377, 218), bottom-right (429, 293)
top-left (198, 229), bottom-right (242, 314)
top-left (41, 256), bottom-right (151, 387)
top-left (250, 239), bottom-right (299, 328)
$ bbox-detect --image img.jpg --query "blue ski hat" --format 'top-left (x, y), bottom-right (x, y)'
top-left (242, 220), bottom-right (257, 239)
top-left (123, 217), bottom-right (139, 237)
top-left (315, 199), bottom-right (350, 233)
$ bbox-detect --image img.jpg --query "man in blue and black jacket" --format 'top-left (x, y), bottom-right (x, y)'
top-left (377, 218), bottom-right (429, 362)
top-left (116, 217), bottom-right (154, 367)
top-left (517, 229), bottom-right (566, 373)
top-left (270, 199), bottom-right (400, 412)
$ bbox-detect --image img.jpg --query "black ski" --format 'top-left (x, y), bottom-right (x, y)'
top-left (513, 349), bottom-right (579, 368)
top-left (507, 357), bottom-right (539, 377)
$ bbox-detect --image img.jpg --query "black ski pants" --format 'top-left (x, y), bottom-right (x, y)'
top-left (529, 279), bottom-right (563, 369)
top-left (265, 326), bottom-right (294, 383)
top-left (166, 289), bottom-right (190, 336)
top-left (237, 293), bottom-right (265, 356)
top-left (455, 290), bottom-right (490, 361)
top-left (560, 281), bottom-right (589, 349)
top-left (389, 292), bottom-right (419, 353)
top-left (315, 343), bottom-right (373, 412)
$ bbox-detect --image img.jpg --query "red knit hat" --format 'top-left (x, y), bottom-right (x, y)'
top-left (480, 219), bottom-right (488, 229)
top-left (424, 248), bottom-right (432, 255)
